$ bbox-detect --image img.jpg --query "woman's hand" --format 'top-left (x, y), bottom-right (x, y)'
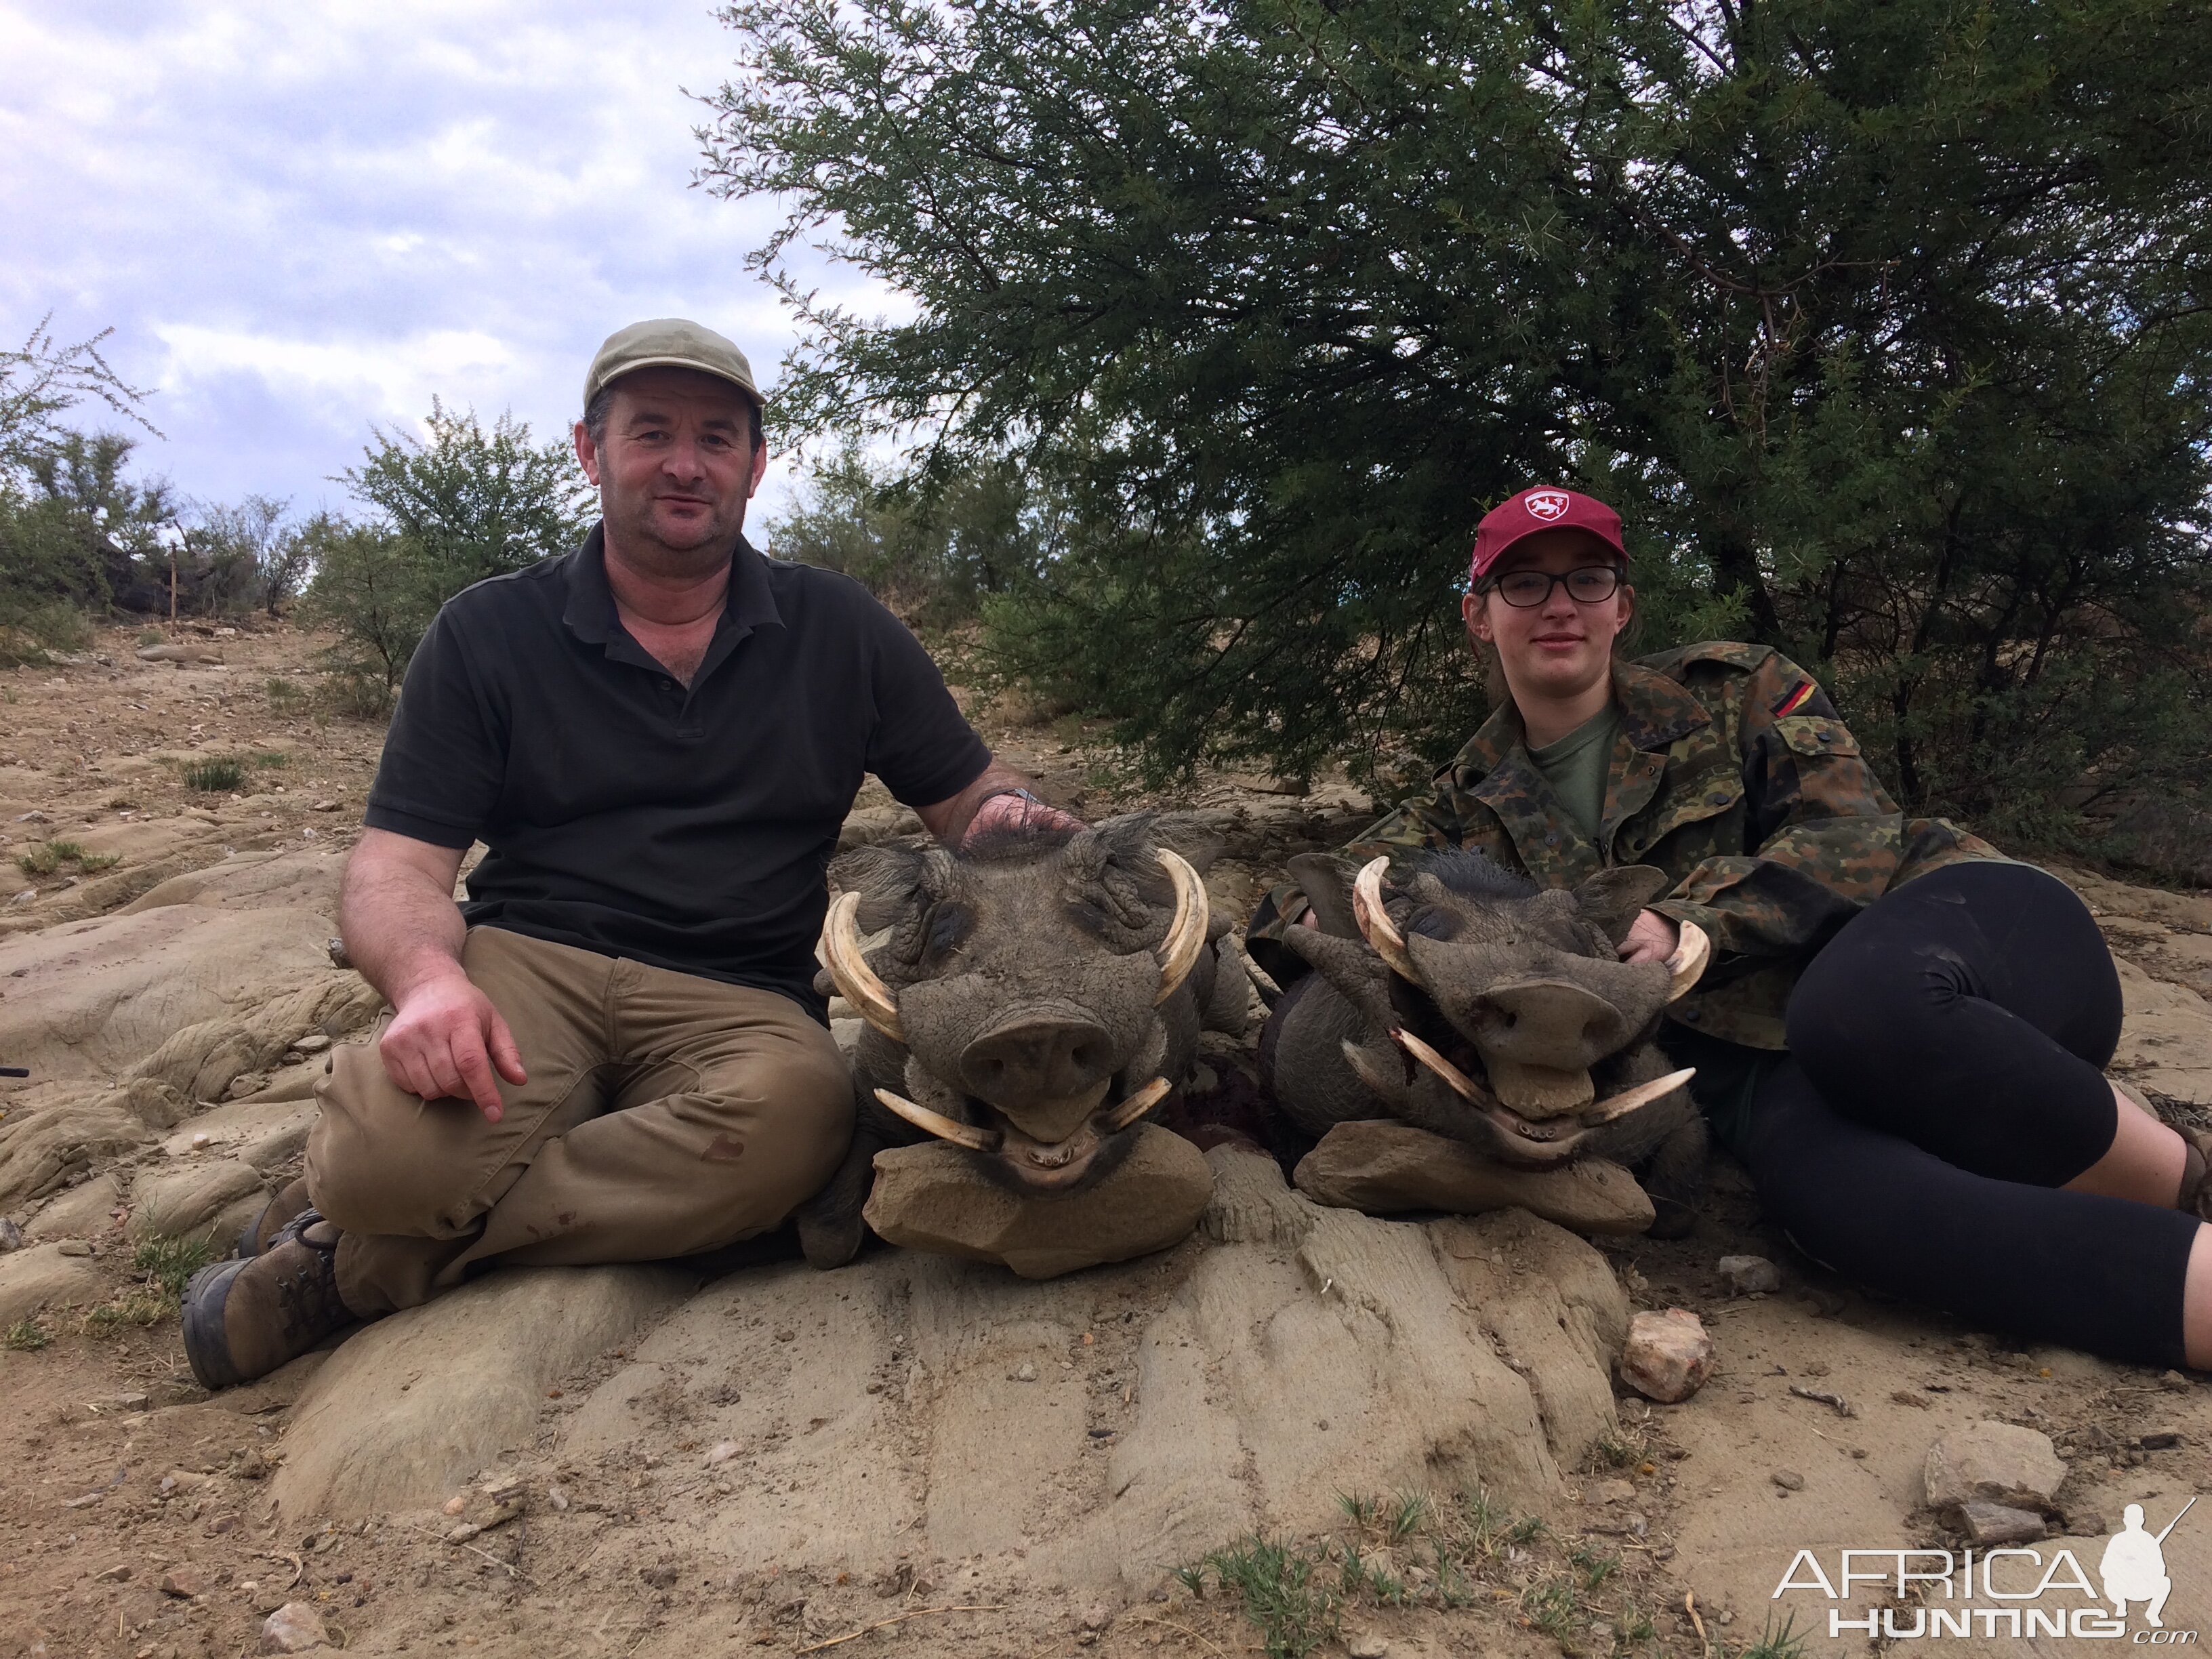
top-left (1619, 908), bottom-right (1679, 966)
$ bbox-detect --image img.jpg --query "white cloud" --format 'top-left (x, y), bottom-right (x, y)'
top-left (0, 0), bottom-right (891, 522)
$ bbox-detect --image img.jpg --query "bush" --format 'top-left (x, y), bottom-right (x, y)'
top-left (303, 405), bottom-right (592, 691)
top-left (182, 757), bottom-right (243, 792)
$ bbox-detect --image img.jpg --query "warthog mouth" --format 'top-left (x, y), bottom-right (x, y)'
top-left (1385, 1029), bottom-right (1692, 1168)
top-left (872, 1076), bottom-right (1172, 1190)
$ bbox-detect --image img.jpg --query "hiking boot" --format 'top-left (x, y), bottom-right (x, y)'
top-left (182, 1210), bottom-right (354, 1390)
top-left (237, 1176), bottom-right (311, 1258)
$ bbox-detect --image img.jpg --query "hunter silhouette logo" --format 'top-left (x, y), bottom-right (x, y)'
top-left (2104, 1499), bottom-right (2192, 1627)
top-left (1523, 489), bottom-right (1570, 520)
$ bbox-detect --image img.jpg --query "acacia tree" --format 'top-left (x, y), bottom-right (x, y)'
top-left (700, 0), bottom-right (2212, 850)
top-left (306, 402), bottom-right (593, 701)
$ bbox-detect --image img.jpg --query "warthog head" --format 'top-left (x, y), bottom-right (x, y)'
top-left (1269, 851), bottom-right (1708, 1185)
top-left (821, 815), bottom-right (1216, 1194)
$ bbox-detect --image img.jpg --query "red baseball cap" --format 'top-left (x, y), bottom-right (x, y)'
top-left (1469, 487), bottom-right (1626, 584)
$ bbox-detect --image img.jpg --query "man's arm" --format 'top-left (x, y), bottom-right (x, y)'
top-left (912, 756), bottom-right (1081, 845)
top-left (339, 828), bottom-right (526, 1122)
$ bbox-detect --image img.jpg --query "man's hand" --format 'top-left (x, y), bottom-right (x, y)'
top-left (378, 966), bottom-right (527, 1122)
top-left (1618, 908), bottom-right (1680, 966)
top-left (962, 788), bottom-right (1083, 844)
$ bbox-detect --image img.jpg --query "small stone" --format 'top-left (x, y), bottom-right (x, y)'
top-left (1961, 1500), bottom-right (2047, 1546)
top-left (96, 1563), bottom-right (133, 1582)
top-left (1014, 1361), bottom-right (1038, 1383)
top-left (2160, 1369), bottom-right (2190, 1393)
top-left (547, 1485), bottom-right (570, 1511)
top-left (0, 1218), bottom-right (22, 1251)
top-left (56, 1239), bottom-right (92, 1257)
top-left (446, 1521), bottom-right (483, 1544)
top-left (1717, 1254), bottom-right (1782, 1295)
top-left (2138, 1430), bottom-right (2184, 1450)
top-left (1081, 1603), bottom-right (1113, 1632)
top-left (1923, 1421), bottom-right (2067, 1511)
top-left (1619, 1308), bottom-right (1715, 1404)
top-left (1589, 1478), bottom-right (1636, 1504)
top-left (2064, 1508), bottom-right (2108, 1537)
top-left (311, 800), bottom-right (340, 813)
top-left (705, 1441), bottom-right (739, 1465)
top-left (260, 1601), bottom-right (329, 1653)
top-left (292, 1033), bottom-right (332, 1054)
top-left (1771, 1469), bottom-right (1805, 1492)
top-left (441, 1495), bottom-right (468, 1515)
top-left (116, 1390), bottom-right (150, 1411)
top-left (1348, 1634), bottom-right (1392, 1659)
top-left (161, 1566), bottom-right (208, 1598)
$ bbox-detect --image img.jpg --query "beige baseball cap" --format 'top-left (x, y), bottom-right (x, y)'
top-left (583, 318), bottom-right (763, 411)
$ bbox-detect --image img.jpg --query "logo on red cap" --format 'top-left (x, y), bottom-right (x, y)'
top-left (1523, 490), bottom-right (1571, 522)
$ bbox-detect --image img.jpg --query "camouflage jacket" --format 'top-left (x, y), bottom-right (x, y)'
top-left (1269, 641), bottom-right (2002, 1050)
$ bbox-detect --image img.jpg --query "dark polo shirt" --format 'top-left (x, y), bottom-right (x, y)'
top-left (363, 527), bottom-right (990, 1016)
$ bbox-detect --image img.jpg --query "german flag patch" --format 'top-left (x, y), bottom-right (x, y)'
top-left (1771, 680), bottom-right (1817, 718)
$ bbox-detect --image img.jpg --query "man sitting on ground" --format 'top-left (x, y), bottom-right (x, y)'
top-left (182, 319), bottom-right (1071, 1388)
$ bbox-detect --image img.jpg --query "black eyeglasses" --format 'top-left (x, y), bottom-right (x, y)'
top-left (1489, 567), bottom-right (1622, 608)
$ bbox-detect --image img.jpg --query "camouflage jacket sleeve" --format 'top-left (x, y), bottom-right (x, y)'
top-left (1341, 771), bottom-right (1519, 873)
top-left (1644, 651), bottom-right (1909, 961)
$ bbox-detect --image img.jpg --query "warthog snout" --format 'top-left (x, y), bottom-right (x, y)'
top-left (1468, 979), bottom-right (1631, 1071)
top-left (961, 1006), bottom-right (1116, 1107)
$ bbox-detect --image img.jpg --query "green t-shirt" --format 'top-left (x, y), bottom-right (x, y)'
top-left (1527, 705), bottom-right (1622, 840)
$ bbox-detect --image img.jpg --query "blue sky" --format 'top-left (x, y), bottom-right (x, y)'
top-left (0, 0), bottom-right (882, 526)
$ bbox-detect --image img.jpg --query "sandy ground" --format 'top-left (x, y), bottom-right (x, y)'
top-left (1, 620), bottom-right (2207, 1659)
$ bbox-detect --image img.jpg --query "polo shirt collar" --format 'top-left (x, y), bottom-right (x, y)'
top-left (560, 523), bottom-right (785, 657)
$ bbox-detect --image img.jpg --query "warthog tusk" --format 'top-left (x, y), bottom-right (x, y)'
top-left (1353, 857), bottom-right (1420, 983)
top-left (1154, 848), bottom-right (1211, 1005)
top-left (1666, 922), bottom-right (1711, 1003)
top-left (1390, 1028), bottom-right (1498, 1107)
top-left (873, 1087), bottom-right (1002, 1154)
top-left (1097, 1076), bottom-right (1172, 1132)
top-left (823, 890), bottom-right (904, 1043)
top-left (1582, 1067), bottom-right (1697, 1125)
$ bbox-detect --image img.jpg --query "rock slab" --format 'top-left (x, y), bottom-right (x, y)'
top-left (1618, 1307), bottom-right (1714, 1403)
top-left (864, 1124), bottom-right (1214, 1279)
top-left (270, 1264), bottom-right (691, 1518)
top-left (1290, 1120), bottom-right (1656, 1235)
top-left (1717, 1254), bottom-right (1781, 1295)
top-left (1961, 1500), bottom-right (2049, 1545)
top-left (128, 1158), bottom-right (267, 1244)
top-left (1923, 1420), bottom-right (2067, 1511)
top-left (0, 1240), bottom-right (107, 1325)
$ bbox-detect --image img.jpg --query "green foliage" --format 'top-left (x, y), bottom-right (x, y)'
top-left (765, 446), bottom-right (1046, 629)
top-left (182, 757), bottom-right (244, 793)
top-left (304, 403), bottom-right (592, 690)
top-left (16, 839), bottom-right (116, 876)
top-left (133, 1234), bottom-right (218, 1298)
top-left (3, 1317), bottom-right (51, 1351)
top-left (1734, 1612), bottom-right (1808, 1659)
top-left (706, 0), bottom-right (2212, 861)
top-left (1191, 1536), bottom-right (1342, 1658)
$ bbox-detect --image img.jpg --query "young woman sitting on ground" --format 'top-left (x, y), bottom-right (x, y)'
top-left (1246, 485), bottom-right (2212, 1370)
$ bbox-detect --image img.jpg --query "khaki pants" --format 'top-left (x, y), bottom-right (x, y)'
top-left (306, 927), bottom-right (853, 1316)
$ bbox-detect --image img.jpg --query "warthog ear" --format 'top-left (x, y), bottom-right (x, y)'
top-left (1570, 865), bottom-right (1672, 945)
top-left (1146, 813), bottom-right (1224, 876)
top-left (830, 842), bottom-right (944, 933)
top-left (1089, 812), bottom-right (1175, 905)
top-left (1285, 853), bottom-right (1366, 938)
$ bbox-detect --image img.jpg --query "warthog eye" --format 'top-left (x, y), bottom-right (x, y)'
top-left (1406, 905), bottom-right (1459, 943)
top-left (921, 901), bottom-right (974, 964)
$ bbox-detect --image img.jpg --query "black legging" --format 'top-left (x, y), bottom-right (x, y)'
top-left (1740, 860), bottom-right (2200, 1368)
